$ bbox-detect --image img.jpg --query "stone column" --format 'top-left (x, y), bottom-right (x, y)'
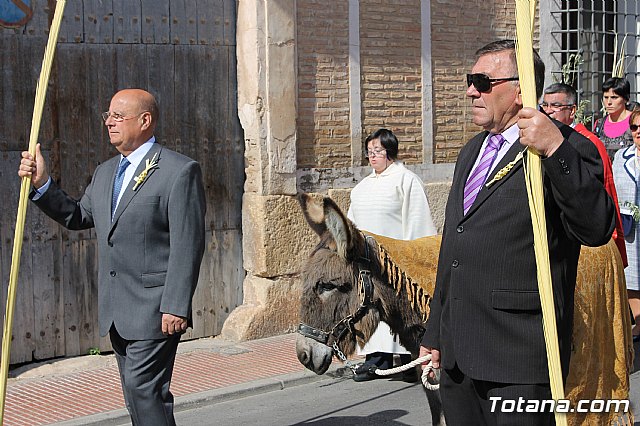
top-left (222, 0), bottom-right (310, 340)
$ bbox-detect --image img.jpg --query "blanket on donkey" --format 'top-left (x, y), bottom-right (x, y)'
top-left (566, 239), bottom-right (633, 425)
top-left (365, 233), bottom-right (441, 322)
top-left (367, 234), bottom-right (633, 425)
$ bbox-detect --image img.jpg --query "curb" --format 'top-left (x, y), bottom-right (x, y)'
top-left (50, 363), bottom-right (350, 426)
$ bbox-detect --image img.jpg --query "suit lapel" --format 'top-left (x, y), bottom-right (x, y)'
top-left (107, 156), bottom-right (121, 218)
top-left (90, 156), bottom-right (119, 230)
top-left (462, 138), bottom-right (524, 219)
top-left (111, 144), bottom-right (163, 227)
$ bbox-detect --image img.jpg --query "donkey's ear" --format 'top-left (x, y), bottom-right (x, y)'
top-left (297, 193), bottom-right (328, 237)
top-left (323, 197), bottom-right (352, 260)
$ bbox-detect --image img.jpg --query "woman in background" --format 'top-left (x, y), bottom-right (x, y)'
top-left (347, 128), bottom-right (436, 382)
top-left (594, 77), bottom-right (633, 160)
top-left (612, 108), bottom-right (640, 353)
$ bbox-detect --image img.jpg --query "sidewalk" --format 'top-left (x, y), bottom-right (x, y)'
top-left (5, 333), bottom-right (347, 426)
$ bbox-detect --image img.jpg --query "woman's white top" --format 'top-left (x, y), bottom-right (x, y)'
top-left (347, 162), bottom-right (436, 240)
top-left (612, 145), bottom-right (640, 291)
top-left (348, 162), bottom-right (436, 355)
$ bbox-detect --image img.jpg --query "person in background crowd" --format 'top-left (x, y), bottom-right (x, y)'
top-left (594, 77), bottom-right (633, 159)
top-left (347, 128), bottom-right (437, 382)
top-left (542, 82), bottom-right (627, 267)
top-left (612, 108), bottom-right (640, 349)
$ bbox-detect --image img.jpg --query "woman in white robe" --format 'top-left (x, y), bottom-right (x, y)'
top-left (347, 128), bottom-right (436, 381)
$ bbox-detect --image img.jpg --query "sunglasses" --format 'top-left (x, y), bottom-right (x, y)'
top-left (631, 124), bottom-right (639, 132)
top-left (466, 73), bottom-right (519, 93)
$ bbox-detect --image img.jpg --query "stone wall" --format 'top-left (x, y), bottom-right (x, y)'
top-left (222, 193), bottom-right (318, 340)
top-left (225, 0), bottom-right (300, 340)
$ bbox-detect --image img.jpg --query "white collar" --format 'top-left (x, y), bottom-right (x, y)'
top-left (502, 123), bottom-right (520, 144)
top-left (368, 161), bottom-right (402, 178)
top-left (120, 136), bottom-right (156, 169)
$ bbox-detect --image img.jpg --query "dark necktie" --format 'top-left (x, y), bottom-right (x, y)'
top-left (463, 134), bottom-right (505, 215)
top-left (112, 157), bottom-right (130, 219)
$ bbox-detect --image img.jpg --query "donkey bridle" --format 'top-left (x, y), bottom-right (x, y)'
top-left (297, 234), bottom-right (375, 352)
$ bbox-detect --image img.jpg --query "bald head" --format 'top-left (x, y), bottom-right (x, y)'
top-left (105, 89), bottom-right (159, 156)
top-left (112, 89), bottom-right (159, 126)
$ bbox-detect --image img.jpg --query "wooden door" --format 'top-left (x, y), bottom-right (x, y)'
top-left (0, 0), bottom-right (244, 363)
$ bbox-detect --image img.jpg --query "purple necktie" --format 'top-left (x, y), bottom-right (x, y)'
top-left (463, 134), bottom-right (505, 215)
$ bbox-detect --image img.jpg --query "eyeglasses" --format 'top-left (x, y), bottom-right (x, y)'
top-left (365, 149), bottom-right (387, 158)
top-left (539, 102), bottom-right (574, 112)
top-left (101, 111), bottom-right (148, 122)
top-left (631, 124), bottom-right (639, 132)
top-left (466, 73), bottom-right (519, 93)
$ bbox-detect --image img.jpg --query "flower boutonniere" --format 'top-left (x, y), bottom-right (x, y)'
top-left (132, 153), bottom-right (159, 191)
top-left (485, 148), bottom-right (526, 188)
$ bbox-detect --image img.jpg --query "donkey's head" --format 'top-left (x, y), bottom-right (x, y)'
top-left (296, 193), bottom-right (428, 375)
top-left (296, 194), bottom-right (446, 424)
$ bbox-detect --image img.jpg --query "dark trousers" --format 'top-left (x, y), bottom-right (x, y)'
top-left (109, 326), bottom-right (181, 426)
top-left (441, 364), bottom-right (554, 426)
top-left (366, 352), bottom-right (412, 369)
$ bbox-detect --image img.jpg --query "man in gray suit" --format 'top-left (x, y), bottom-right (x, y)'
top-left (18, 89), bottom-right (206, 425)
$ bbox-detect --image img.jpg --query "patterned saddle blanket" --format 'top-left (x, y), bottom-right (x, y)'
top-left (368, 234), bottom-right (634, 425)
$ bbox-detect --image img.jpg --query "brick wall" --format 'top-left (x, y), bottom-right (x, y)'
top-left (430, 0), bottom-right (538, 163)
top-left (431, 0), bottom-right (493, 163)
top-left (296, 0), bottom-right (350, 168)
top-left (296, 0), bottom-right (539, 168)
top-left (359, 0), bottom-right (423, 165)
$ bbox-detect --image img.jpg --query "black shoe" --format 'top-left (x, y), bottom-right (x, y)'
top-left (353, 370), bottom-right (380, 382)
top-left (352, 363), bottom-right (379, 382)
top-left (354, 363), bottom-right (370, 374)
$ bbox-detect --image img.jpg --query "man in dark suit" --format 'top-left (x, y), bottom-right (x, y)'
top-left (18, 89), bottom-right (206, 426)
top-left (420, 40), bottom-right (615, 424)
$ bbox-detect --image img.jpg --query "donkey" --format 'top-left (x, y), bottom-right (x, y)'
top-left (295, 193), bottom-right (445, 425)
top-left (295, 193), bottom-right (634, 426)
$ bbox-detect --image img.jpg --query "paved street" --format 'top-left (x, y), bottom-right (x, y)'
top-left (630, 366), bottom-right (640, 423)
top-left (6, 333), bottom-right (638, 425)
top-left (103, 367), bottom-right (640, 426)
top-left (178, 369), bottom-right (640, 426)
top-left (175, 371), bottom-right (432, 426)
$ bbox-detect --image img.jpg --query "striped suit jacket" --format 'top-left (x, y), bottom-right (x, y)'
top-left (422, 122), bottom-right (615, 384)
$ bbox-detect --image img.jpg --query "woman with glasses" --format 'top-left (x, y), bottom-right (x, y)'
top-left (612, 108), bottom-right (640, 352)
top-left (594, 77), bottom-right (634, 160)
top-left (347, 128), bottom-right (436, 382)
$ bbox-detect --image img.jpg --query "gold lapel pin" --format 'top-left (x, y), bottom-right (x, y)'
top-left (485, 149), bottom-right (526, 188)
